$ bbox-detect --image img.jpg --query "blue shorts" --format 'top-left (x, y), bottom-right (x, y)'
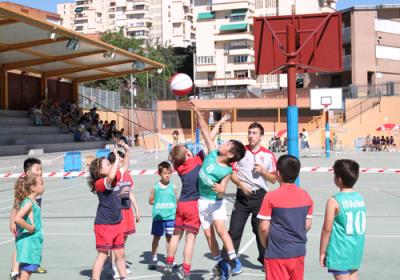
top-left (151, 220), bottom-right (175, 237)
top-left (20, 263), bottom-right (39, 272)
top-left (328, 269), bottom-right (357, 275)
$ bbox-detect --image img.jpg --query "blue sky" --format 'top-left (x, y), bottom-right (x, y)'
top-left (8, 0), bottom-right (400, 13)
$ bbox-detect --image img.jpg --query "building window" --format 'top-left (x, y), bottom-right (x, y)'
top-left (234, 70), bottom-right (248, 78)
top-left (207, 72), bottom-right (215, 81)
top-left (228, 40), bottom-right (249, 50)
top-left (233, 55), bottom-right (248, 63)
top-left (230, 14), bottom-right (245, 22)
top-left (75, 26), bottom-right (83, 31)
top-left (162, 111), bottom-right (191, 129)
top-left (197, 56), bottom-right (215, 65)
top-left (74, 19), bottom-right (88, 24)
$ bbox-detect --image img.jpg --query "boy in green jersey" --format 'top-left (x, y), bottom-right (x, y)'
top-left (191, 101), bottom-right (246, 280)
top-left (148, 161), bottom-right (177, 269)
top-left (320, 159), bottom-right (366, 280)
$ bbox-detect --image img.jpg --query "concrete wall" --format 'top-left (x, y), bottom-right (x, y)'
top-left (352, 10), bottom-right (377, 88)
top-left (309, 96), bottom-right (400, 149)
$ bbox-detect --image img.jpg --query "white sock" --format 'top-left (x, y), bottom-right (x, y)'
top-left (228, 250), bottom-right (237, 260)
top-left (10, 272), bottom-right (18, 277)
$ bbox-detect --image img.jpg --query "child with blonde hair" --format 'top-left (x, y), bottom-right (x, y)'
top-left (14, 175), bottom-right (45, 280)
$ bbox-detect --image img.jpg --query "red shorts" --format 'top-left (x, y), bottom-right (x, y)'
top-left (94, 223), bottom-right (124, 251)
top-left (121, 208), bottom-right (136, 236)
top-left (174, 200), bottom-right (200, 234)
top-left (265, 256), bottom-right (305, 280)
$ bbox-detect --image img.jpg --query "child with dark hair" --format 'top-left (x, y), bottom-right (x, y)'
top-left (258, 155), bottom-right (314, 280)
top-left (148, 161), bottom-right (177, 269)
top-left (191, 101), bottom-right (246, 280)
top-left (320, 159), bottom-right (366, 280)
top-left (14, 175), bottom-right (45, 280)
top-left (88, 149), bottom-right (127, 280)
top-left (165, 113), bottom-right (229, 279)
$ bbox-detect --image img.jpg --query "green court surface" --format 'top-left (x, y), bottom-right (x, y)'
top-left (0, 150), bottom-right (399, 279)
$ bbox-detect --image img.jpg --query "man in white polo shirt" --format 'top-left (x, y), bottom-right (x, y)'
top-left (221, 122), bottom-right (277, 276)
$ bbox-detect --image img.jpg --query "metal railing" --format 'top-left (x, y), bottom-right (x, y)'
top-left (79, 86), bottom-right (121, 111)
top-left (79, 94), bottom-right (156, 134)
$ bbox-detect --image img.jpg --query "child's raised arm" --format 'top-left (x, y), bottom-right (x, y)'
top-left (120, 140), bottom-right (130, 173)
top-left (190, 101), bottom-right (216, 152)
top-left (319, 197), bottom-right (338, 267)
top-left (105, 149), bottom-right (120, 186)
top-left (14, 202), bottom-right (35, 233)
top-left (210, 113), bottom-right (230, 142)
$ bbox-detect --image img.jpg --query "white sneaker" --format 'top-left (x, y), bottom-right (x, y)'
top-left (126, 268), bottom-right (132, 275)
top-left (113, 268), bottom-right (120, 279)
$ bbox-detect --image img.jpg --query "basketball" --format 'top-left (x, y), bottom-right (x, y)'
top-left (170, 73), bottom-right (193, 96)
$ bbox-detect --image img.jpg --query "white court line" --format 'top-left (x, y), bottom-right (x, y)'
top-left (127, 272), bottom-right (264, 279)
top-left (238, 236), bottom-right (256, 256)
top-left (308, 233), bottom-right (400, 238)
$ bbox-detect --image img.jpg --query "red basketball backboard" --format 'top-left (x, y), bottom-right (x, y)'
top-left (253, 13), bottom-right (342, 74)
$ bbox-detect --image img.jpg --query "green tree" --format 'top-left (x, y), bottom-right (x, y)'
top-left (83, 29), bottom-right (181, 106)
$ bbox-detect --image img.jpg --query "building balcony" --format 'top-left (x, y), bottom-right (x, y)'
top-left (214, 32), bottom-right (253, 42)
top-left (212, 77), bottom-right (256, 86)
top-left (196, 64), bottom-right (217, 72)
top-left (212, 0), bottom-right (254, 12)
top-left (343, 27), bottom-right (351, 44)
top-left (115, 0), bottom-right (127, 6)
top-left (127, 24), bottom-right (149, 32)
top-left (229, 48), bottom-right (254, 55)
top-left (343, 55), bottom-right (351, 71)
top-left (134, 1), bottom-right (150, 6)
top-left (229, 62), bottom-right (255, 71)
top-left (75, 13), bottom-right (88, 19)
top-left (125, 9), bottom-right (149, 15)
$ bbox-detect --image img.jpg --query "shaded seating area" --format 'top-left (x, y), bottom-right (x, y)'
top-left (0, 3), bottom-right (163, 155)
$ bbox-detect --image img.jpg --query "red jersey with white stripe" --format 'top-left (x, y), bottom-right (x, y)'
top-left (234, 145), bottom-right (276, 192)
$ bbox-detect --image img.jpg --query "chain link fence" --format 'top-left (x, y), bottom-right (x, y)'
top-left (79, 86), bottom-right (121, 111)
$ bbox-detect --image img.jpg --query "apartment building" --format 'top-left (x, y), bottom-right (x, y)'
top-left (312, 4), bottom-right (400, 97)
top-left (57, 0), bottom-right (195, 48)
top-left (193, 0), bottom-right (336, 96)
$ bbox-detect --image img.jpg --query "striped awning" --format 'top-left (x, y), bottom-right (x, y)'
top-left (220, 23), bottom-right (248, 32)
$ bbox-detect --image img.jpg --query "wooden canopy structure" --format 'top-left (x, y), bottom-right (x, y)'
top-left (0, 3), bottom-right (164, 109)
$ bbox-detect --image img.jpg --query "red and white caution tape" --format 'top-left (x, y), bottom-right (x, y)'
top-left (0, 167), bottom-right (400, 179)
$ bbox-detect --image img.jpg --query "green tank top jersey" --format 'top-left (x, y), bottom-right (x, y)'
top-left (16, 198), bottom-right (43, 265)
top-left (152, 182), bottom-right (177, 221)
top-left (326, 191), bottom-right (366, 270)
top-left (198, 150), bottom-right (232, 201)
